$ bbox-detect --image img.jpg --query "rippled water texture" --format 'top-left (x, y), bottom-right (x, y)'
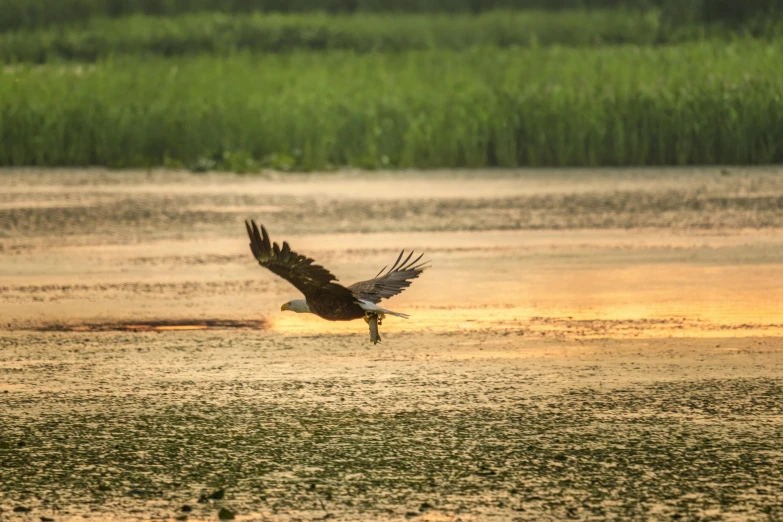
top-left (1, 167), bottom-right (782, 521)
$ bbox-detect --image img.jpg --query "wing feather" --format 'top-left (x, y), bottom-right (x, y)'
top-left (348, 249), bottom-right (430, 304)
top-left (245, 220), bottom-right (356, 303)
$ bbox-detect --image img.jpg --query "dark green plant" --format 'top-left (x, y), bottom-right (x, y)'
top-left (1, 43), bottom-right (781, 171)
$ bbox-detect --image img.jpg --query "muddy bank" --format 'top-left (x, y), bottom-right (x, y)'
top-left (1, 332), bottom-right (782, 521)
top-left (2, 167), bottom-right (783, 246)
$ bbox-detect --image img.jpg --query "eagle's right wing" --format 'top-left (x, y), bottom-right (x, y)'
top-left (348, 250), bottom-right (430, 304)
top-left (245, 220), bottom-right (356, 303)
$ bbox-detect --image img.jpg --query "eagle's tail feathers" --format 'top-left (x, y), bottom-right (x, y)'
top-left (358, 300), bottom-right (410, 319)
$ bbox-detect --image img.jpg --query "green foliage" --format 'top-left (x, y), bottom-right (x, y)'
top-left (701, 0), bottom-right (782, 26)
top-left (0, 10), bottom-right (666, 63)
top-left (0, 0), bottom-right (660, 32)
top-left (1, 0), bottom-right (780, 32)
top-left (1, 43), bottom-right (781, 171)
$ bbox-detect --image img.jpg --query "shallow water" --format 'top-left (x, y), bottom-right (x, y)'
top-left (1, 167), bottom-right (782, 520)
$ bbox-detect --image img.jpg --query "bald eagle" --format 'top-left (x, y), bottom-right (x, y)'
top-left (245, 220), bottom-right (429, 344)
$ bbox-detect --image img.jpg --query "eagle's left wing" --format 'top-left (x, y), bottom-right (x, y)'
top-left (348, 250), bottom-right (430, 304)
top-left (245, 220), bottom-right (357, 304)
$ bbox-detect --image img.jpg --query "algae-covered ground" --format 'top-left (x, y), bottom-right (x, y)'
top-left (1, 168), bottom-right (782, 521)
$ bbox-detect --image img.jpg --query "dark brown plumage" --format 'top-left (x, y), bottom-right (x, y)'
top-left (245, 220), bottom-right (364, 321)
top-left (245, 220), bottom-right (429, 324)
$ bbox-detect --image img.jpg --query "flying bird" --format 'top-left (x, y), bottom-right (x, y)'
top-left (244, 220), bottom-right (429, 344)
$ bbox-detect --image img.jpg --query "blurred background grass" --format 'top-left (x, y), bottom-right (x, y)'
top-left (1, 0), bottom-right (781, 171)
top-left (1, 0), bottom-right (779, 31)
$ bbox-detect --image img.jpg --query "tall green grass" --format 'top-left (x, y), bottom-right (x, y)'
top-left (0, 0), bottom-right (664, 31)
top-left (0, 10), bottom-right (666, 63)
top-left (1, 42), bottom-right (782, 170)
top-left (1, 0), bottom-right (779, 32)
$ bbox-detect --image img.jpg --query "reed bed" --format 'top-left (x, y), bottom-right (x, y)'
top-left (1, 42), bottom-right (781, 170)
top-left (2, 0), bottom-right (778, 32)
top-left (0, 0), bottom-right (663, 31)
top-left (0, 10), bottom-right (665, 63)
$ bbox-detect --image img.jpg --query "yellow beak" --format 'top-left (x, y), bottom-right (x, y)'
top-left (281, 303), bottom-right (291, 311)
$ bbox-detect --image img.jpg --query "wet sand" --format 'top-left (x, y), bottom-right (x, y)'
top-left (1, 167), bottom-right (782, 521)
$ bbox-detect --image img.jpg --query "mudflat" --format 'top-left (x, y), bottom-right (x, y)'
top-left (1, 167), bottom-right (782, 521)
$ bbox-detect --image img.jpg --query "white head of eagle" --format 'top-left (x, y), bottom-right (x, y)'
top-left (281, 299), bottom-right (311, 313)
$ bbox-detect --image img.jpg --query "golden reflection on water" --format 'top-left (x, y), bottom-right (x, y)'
top-left (267, 259), bottom-right (783, 339)
top-left (269, 303), bottom-right (783, 339)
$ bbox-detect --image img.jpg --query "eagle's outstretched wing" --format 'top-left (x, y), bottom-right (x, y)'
top-left (245, 220), bottom-right (356, 304)
top-left (348, 250), bottom-right (430, 304)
